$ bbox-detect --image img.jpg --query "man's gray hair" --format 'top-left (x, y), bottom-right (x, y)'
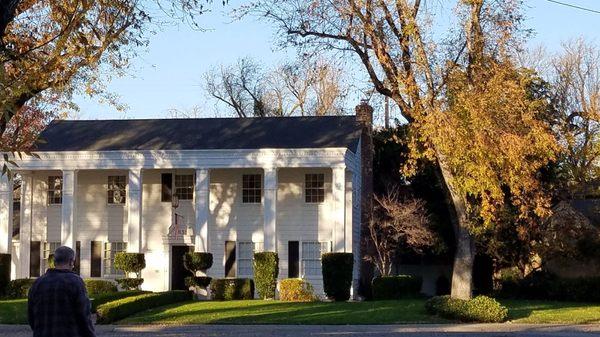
top-left (53, 246), bottom-right (75, 265)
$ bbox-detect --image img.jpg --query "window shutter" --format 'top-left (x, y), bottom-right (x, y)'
top-left (74, 241), bottom-right (81, 275)
top-left (30, 241), bottom-right (41, 277)
top-left (161, 173), bottom-right (173, 202)
top-left (91, 241), bottom-right (102, 277)
top-left (225, 241), bottom-right (236, 278)
top-left (288, 241), bottom-right (299, 278)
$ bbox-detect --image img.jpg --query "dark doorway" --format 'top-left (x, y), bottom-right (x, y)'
top-left (171, 245), bottom-right (193, 290)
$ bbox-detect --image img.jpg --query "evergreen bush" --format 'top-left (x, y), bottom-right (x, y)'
top-left (321, 253), bottom-right (353, 301)
top-left (279, 278), bottom-right (316, 302)
top-left (253, 252), bottom-right (279, 299)
top-left (372, 275), bottom-right (422, 299)
top-left (210, 278), bottom-right (254, 300)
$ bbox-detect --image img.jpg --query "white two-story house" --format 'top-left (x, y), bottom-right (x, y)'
top-left (0, 111), bottom-right (372, 295)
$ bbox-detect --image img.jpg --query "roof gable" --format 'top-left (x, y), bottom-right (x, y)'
top-left (35, 116), bottom-right (361, 152)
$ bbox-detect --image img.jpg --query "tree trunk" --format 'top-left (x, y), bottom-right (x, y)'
top-left (436, 155), bottom-right (475, 300)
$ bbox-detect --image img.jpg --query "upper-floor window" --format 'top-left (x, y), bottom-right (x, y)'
top-left (107, 176), bottom-right (126, 204)
top-left (47, 176), bottom-right (62, 205)
top-left (305, 173), bottom-right (325, 203)
top-left (175, 174), bottom-right (194, 200)
top-left (242, 174), bottom-right (261, 204)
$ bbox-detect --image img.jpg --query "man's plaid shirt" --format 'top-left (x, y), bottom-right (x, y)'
top-left (28, 268), bottom-right (95, 337)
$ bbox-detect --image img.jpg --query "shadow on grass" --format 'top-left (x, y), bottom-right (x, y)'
top-left (501, 299), bottom-right (600, 322)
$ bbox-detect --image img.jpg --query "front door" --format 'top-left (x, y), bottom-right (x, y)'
top-left (171, 245), bottom-right (193, 290)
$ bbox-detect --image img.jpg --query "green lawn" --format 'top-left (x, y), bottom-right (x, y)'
top-left (121, 299), bottom-right (440, 325)
top-left (4, 298), bottom-right (600, 325)
top-left (503, 300), bottom-right (600, 324)
top-left (0, 299), bottom-right (27, 324)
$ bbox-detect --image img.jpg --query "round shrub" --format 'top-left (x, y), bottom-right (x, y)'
top-left (0, 253), bottom-right (10, 297)
top-left (84, 279), bottom-right (118, 296)
top-left (184, 276), bottom-right (212, 289)
top-left (115, 278), bottom-right (144, 290)
top-left (372, 275), bottom-right (422, 300)
top-left (425, 295), bottom-right (508, 323)
top-left (183, 252), bottom-right (213, 275)
top-left (114, 252), bottom-right (145, 277)
top-left (210, 278), bottom-right (254, 300)
top-left (279, 278), bottom-right (316, 302)
top-left (253, 252), bottom-right (279, 299)
top-left (321, 252), bottom-right (353, 301)
top-left (5, 278), bottom-right (35, 299)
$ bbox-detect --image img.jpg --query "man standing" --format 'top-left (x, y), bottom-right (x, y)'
top-left (28, 246), bottom-right (95, 337)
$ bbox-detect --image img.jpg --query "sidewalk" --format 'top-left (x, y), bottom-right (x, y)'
top-left (2, 324), bottom-right (600, 337)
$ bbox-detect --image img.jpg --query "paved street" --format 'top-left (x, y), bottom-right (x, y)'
top-left (2, 324), bottom-right (600, 337)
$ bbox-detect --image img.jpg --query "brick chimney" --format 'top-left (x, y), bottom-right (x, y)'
top-left (356, 100), bottom-right (374, 297)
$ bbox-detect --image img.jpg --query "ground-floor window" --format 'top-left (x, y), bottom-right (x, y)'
top-left (42, 241), bottom-right (60, 272)
top-left (103, 242), bottom-right (127, 276)
top-left (237, 241), bottom-right (263, 278)
top-left (301, 241), bottom-right (331, 277)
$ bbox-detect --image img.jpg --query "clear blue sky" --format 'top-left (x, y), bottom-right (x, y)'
top-left (73, 0), bottom-right (600, 120)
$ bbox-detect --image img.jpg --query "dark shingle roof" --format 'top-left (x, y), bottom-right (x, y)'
top-left (35, 116), bottom-right (361, 152)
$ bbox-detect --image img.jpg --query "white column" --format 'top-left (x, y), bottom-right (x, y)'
top-left (332, 166), bottom-right (346, 252)
top-left (127, 169), bottom-right (143, 253)
top-left (263, 167), bottom-right (278, 252)
top-left (61, 170), bottom-right (77, 248)
top-left (19, 173), bottom-right (33, 278)
top-left (0, 174), bottom-right (13, 254)
top-left (194, 169), bottom-right (210, 252)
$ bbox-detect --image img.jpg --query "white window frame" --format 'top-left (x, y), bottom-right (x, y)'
top-left (42, 241), bottom-right (60, 272)
top-left (103, 242), bottom-right (127, 277)
top-left (174, 174), bottom-right (194, 200)
top-left (241, 174), bottom-right (262, 204)
top-left (107, 175), bottom-right (127, 205)
top-left (301, 241), bottom-right (331, 278)
top-left (237, 241), bottom-right (263, 278)
top-left (47, 176), bottom-right (63, 205)
top-left (304, 173), bottom-right (326, 204)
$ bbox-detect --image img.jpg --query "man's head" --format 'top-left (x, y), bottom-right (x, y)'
top-left (53, 246), bottom-right (75, 270)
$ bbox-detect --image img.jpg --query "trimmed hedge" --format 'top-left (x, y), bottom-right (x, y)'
top-left (0, 254), bottom-right (10, 297)
top-left (498, 270), bottom-right (600, 302)
top-left (372, 275), bottom-right (422, 300)
top-left (322, 253), bottom-right (353, 301)
top-left (84, 279), bottom-right (118, 296)
top-left (184, 276), bottom-right (212, 289)
top-left (5, 278), bottom-right (35, 299)
top-left (115, 278), bottom-right (144, 290)
top-left (279, 278), bottom-right (316, 302)
top-left (210, 278), bottom-right (254, 300)
top-left (183, 252), bottom-right (213, 273)
top-left (90, 290), bottom-right (150, 312)
top-left (114, 252), bottom-right (145, 277)
top-left (425, 295), bottom-right (508, 323)
top-left (96, 290), bottom-right (191, 324)
top-left (253, 252), bottom-right (279, 299)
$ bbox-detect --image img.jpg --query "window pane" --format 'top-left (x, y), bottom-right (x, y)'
top-left (108, 176), bottom-right (126, 204)
top-left (242, 174), bottom-right (261, 204)
top-left (47, 176), bottom-right (63, 205)
top-left (305, 174), bottom-right (325, 203)
top-left (175, 174), bottom-right (194, 200)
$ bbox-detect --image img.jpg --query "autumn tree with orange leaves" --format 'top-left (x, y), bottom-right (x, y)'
top-left (242, 0), bottom-right (558, 299)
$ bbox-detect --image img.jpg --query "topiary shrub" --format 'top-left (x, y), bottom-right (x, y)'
top-left (0, 254), bottom-right (10, 297)
top-left (253, 252), bottom-right (279, 299)
top-left (96, 291), bottom-right (191, 324)
top-left (210, 278), bottom-right (254, 300)
top-left (90, 290), bottom-right (150, 312)
top-left (5, 278), bottom-right (35, 299)
top-left (84, 279), bottom-right (118, 296)
top-left (321, 252), bottom-right (353, 301)
top-left (114, 252), bottom-right (145, 289)
top-left (183, 252), bottom-right (213, 274)
top-left (115, 278), bottom-right (144, 290)
top-left (372, 275), bottom-right (422, 300)
top-left (184, 276), bottom-right (212, 289)
top-left (279, 278), bottom-right (316, 302)
top-left (114, 252), bottom-right (145, 277)
top-left (425, 295), bottom-right (508, 323)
